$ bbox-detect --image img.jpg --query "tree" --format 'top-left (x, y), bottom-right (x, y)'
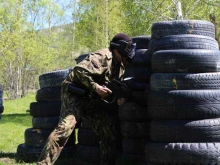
top-left (0, 0), bottom-right (64, 99)
top-left (1, 0), bottom-right (220, 99)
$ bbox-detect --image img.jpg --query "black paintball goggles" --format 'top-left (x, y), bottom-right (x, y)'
top-left (110, 40), bottom-right (136, 62)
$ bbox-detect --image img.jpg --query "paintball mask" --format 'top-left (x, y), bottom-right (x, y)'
top-left (110, 40), bottom-right (136, 62)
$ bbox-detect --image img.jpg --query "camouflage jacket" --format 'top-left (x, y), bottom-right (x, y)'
top-left (64, 48), bottom-right (125, 93)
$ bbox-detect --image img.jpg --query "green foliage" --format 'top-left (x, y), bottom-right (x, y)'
top-left (1, 0), bottom-right (220, 99)
top-left (0, 0), bottom-right (67, 99)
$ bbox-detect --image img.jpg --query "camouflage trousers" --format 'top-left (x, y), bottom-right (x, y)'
top-left (37, 84), bottom-right (119, 165)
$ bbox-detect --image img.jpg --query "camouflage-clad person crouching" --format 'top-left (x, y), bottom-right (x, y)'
top-left (37, 33), bottom-right (136, 165)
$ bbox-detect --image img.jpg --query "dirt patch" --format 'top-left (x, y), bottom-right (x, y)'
top-left (0, 157), bottom-right (15, 163)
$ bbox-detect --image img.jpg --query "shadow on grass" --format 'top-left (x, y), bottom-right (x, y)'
top-left (0, 152), bottom-right (17, 159)
top-left (0, 152), bottom-right (91, 165)
top-left (0, 152), bottom-right (18, 164)
top-left (0, 151), bottom-right (37, 164)
top-left (0, 146), bottom-right (91, 165)
top-left (0, 113), bottom-right (32, 127)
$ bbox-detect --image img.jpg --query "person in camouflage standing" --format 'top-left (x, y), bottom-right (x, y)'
top-left (37, 33), bottom-right (136, 165)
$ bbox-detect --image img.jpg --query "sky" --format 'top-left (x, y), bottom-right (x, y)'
top-left (29, 0), bottom-right (78, 30)
top-left (56, 0), bottom-right (74, 25)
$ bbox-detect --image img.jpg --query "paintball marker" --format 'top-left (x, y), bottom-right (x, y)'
top-left (67, 77), bottom-right (145, 104)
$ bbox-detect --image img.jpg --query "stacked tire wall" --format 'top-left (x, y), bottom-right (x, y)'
top-left (17, 69), bottom-right (76, 162)
top-left (76, 118), bottom-right (101, 165)
top-left (146, 20), bottom-right (220, 164)
top-left (117, 36), bottom-right (151, 165)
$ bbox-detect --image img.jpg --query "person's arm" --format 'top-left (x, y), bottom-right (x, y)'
top-left (73, 53), bottom-right (112, 98)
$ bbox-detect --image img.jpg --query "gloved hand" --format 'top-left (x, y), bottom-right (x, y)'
top-left (95, 83), bottom-right (112, 98)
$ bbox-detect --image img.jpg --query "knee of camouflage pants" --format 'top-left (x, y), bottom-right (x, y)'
top-left (37, 115), bottom-right (77, 165)
top-left (57, 115), bottom-right (77, 134)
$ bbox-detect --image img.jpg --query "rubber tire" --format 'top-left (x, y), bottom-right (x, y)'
top-left (39, 69), bottom-right (72, 88)
top-left (148, 90), bottom-right (220, 120)
top-left (150, 72), bottom-right (220, 91)
top-left (145, 142), bottom-right (220, 165)
top-left (151, 20), bottom-right (215, 39)
top-left (0, 105), bottom-right (4, 114)
top-left (132, 36), bottom-right (151, 49)
top-left (17, 143), bottom-right (75, 163)
top-left (0, 84), bottom-right (3, 98)
top-left (151, 49), bottom-right (220, 73)
top-left (148, 34), bottom-right (219, 55)
top-left (32, 116), bottom-right (60, 129)
top-left (36, 87), bottom-right (61, 102)
top-left (32, 116), bottom-right (81, 129)
top-left (30, 101), bottom-right (61, 117)
top-left (24, 128), bottom-right (75, 148)
top-left (150, 118), bottom-right (220, 142)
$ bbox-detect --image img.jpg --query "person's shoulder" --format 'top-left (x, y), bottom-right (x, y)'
top-left (93, 48), bottom-right (112, 59)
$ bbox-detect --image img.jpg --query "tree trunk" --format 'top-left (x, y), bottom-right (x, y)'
top-left (105, 0), bottom-right (109, 48)
top-left (16, 66), bottom-right (20, 98)
top-left (172, 0), bottom-right (183, 20)
top-left (210, 14), bottom-right (220, 49)
top-left (72, 0), bottom-right (77, 61)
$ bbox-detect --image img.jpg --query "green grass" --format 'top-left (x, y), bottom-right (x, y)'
top-left (0, 92), bottom-right (87, 165)
top-left (0, 92), bottom-right (35, 165)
